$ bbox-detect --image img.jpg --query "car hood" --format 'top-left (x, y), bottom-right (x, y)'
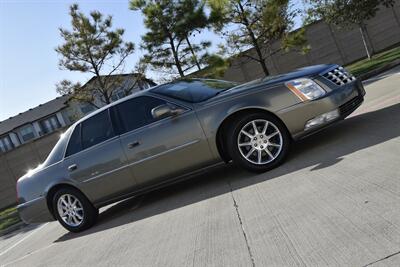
top-left (218, 64), bottom-right (336, 96)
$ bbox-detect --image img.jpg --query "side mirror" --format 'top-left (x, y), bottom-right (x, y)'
top-left (151, 104), bottom-right (178, 119)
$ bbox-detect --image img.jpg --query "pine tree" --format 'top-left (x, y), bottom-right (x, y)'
top-left (208, 0), bottom-right (307, 76)
top-left (56, 4), bottom-right (137, 107)
top-left (130, 0), bottom-right (211, 77)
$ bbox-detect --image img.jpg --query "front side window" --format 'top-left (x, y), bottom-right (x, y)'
top-left (19, 125), bottom-right (35, 142)
top-left (115, 96), bottom-right (169, 134)
top-left (81, 110), bottom-right (115, 150)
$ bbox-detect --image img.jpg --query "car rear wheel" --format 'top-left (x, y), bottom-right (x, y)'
top-left (52, 187), bottom-right (98, 232)
top-left (227, 113), bottom-right (291, 173)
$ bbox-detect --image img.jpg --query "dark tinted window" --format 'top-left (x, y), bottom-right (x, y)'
top-left (65, 125), bottom-right (82, 157)
top-left (81, 110), bottom-right (115, 149)
top-left (43, 128), bottom-right (72, 166)
top-left (151, 79), bottom-right (237, 103)
top-left (116, 96), bottom-right (167, 134)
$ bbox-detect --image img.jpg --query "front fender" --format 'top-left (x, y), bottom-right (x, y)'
top-left (194, 84), bottom-right (299, 159)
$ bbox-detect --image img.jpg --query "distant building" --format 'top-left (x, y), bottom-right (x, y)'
top-left (81, 73), bottom-right (155, 106)
top-left (0, 74), bottom-right (156, 154)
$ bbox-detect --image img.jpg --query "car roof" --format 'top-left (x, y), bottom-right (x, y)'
top-left (69, 77), bottom-right (235, 128)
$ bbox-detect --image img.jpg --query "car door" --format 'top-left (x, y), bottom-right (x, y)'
top-left (115, 95), bottom-right (214, 188)
top-left (63, 109), bottom-right (137, 204)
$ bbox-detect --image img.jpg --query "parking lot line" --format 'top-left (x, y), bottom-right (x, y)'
top-left (0, 223), bottom-right (48, 258)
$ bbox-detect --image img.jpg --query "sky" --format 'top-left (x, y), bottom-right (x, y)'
top-left (0, 0), bottom-right (304, 122)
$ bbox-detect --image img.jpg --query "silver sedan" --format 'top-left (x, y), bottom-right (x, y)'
top-left (17, 64), bottom-right (365, 232)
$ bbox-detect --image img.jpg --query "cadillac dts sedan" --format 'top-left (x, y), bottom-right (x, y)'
top-left (17, 64), bottom-right (365, 232)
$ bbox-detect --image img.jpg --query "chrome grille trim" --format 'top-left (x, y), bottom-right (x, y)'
top-left (322, 66), bottom-right (356, 86)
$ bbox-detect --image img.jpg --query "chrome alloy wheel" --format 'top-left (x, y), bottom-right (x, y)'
top-left (57, 194), bottom-right (84, 227)
top-left (237, 119), bottom-right (283, 165)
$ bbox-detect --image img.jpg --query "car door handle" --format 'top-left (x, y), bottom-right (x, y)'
top-left (68, 164), bottom-right (78, 172)
top-left (127, 141), bottom-right (140, 149)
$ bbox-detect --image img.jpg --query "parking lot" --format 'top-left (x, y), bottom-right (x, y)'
top-left (1, 67), bottom-right (399, 267)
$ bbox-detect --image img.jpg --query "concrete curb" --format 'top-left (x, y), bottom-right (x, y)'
top-left (358, 59), bottom-right (400, 81)
top-left (0, 221), bottom-right (26, 237)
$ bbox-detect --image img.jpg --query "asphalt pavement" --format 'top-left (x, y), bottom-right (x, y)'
top-left (1, 66), bottom-right (399, 267)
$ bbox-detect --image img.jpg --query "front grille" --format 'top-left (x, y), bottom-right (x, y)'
top-left (339, 95), bottom-right (363, 117)
top-left (323, 67), bottom-right (356, 86)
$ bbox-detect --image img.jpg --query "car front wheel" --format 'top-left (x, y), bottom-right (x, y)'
top-left (52, 187), bottom-right (98, 232)
top-left (227, 113), bottom-right (291, 173)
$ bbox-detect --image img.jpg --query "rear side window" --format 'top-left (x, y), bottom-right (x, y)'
top-left (43, 128), bottom-right (72, 166)
top-left (81, 110), bottom-right (115, 149)
top-left (116, 96), bottom-right (167, 134)
top-left (65, 125), bottom-right (82, 157)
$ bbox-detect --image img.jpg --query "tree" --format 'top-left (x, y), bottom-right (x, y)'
top-left (306, 0), bottom-right (395, 59)
top-left (130, 0), bottom-right (211, 78)
top-left (208, 0), bottom-right (308, 76)
top-left (56, 4), bottom-right (138, 108)
top-left (190, 53), bottom-right (230, 78)
top-left (175, 0), bottom-right (212, 71)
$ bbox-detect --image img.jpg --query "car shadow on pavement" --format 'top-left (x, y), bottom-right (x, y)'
top-left (0, 224), bottom-right (39, 240)
top-left (55, 103), bottom-right (400, 243)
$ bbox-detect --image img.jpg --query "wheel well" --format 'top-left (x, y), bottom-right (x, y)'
top-left (46, 184), bottom-right (85, 218)
top-left (216, 108), bottom-right (290, 163)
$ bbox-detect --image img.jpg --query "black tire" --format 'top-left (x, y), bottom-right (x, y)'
top-left (227, 112), bottom-right (291, 173)
top-left (52, 187), bottom-right (98, 232)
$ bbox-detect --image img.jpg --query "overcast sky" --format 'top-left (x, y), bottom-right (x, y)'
top-left (0, 0), bottom-right (303, 122)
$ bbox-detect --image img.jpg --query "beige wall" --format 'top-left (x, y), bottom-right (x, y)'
top-left (224, 3), bottom-right (400, 82)
top-left (0, 130), bottom-right (63, 209)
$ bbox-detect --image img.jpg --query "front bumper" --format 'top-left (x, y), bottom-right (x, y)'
top-left (17, 196), bottom-right (55, 224)
top-left (278, 79), bottom-right (365, 140)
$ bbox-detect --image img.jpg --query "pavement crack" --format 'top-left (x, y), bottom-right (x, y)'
top-left (362, 250), bottom-right (400, 267)
top-left (227, 181), bottom-right (256, 267)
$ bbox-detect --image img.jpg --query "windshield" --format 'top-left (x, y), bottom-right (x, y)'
top-left (42, 127), bottom-right (72, 168)
top-left (151, 79), bottom-right (238, 103)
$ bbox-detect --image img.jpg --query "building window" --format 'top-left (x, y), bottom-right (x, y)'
top-left (111, 90), bottom-right (127, 102)
top-left (80, 103), bottom-right (96, 114)
top-left (0, 135), bottom-right (13, 153)
top-left (19, 125), bottom-right (35, 142)
top-left (141, 82), bottom-right (150, 89)
top-left (39, 115), bottom-right (61, 134)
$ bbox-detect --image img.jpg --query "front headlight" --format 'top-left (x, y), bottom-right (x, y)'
top-left (285, 78), bottom-right (326, 101)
